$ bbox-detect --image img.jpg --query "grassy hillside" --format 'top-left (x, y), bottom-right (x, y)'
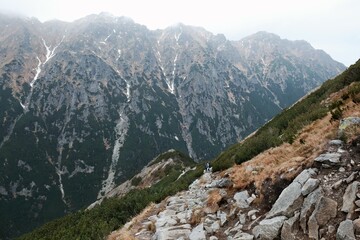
top-left (18, 59), bottom-right (360, 239)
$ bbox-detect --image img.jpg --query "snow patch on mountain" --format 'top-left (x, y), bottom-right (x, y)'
top-left (98, 112), bottom-right (129, 199)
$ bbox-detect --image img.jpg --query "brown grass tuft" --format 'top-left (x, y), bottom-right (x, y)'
top-left (205, 189), bottom-right (222, 213)
top-left (189, 208), bottom-right (204, 226)
top-left (147, 221), bottom-right (156, 233)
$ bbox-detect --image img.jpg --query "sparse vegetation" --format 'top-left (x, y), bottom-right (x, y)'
top-left (18, 156), bottom-right (203, 240)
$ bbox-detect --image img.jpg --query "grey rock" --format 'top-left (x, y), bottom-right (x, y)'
top-left (234, 232), bottom-right (254, 240)
top-left (302, 178), bottom-right (320, 196)
top-left (315, 153), bottom-right (342, 165)
top-left (228, 224), bottom-right (243, 234)
top-left (252, 216), bottom-right (287, 240)
top-left (345, 172), bottom-right (358, 184)
top-left (339, 167), bottom-right (346, 172)
top-left (155, 216), bottom-right (177, 228)
top-left (247, 194), bottom-right (257, 205)
top-left (353, 218), bottom-right (360, 234)
top-left (322, 164), bottom-right (331, 168)
top-left (152, 224), bottom-right (191, 240)
top-left (332, 179), bottom-right (344, 190)
top-left (294, 168), bottom-right (318, 185)
top-left (239, 213), bottom-right (247, 225)
top-left (189, 223), bottom-right (206, 240)
top-left (336, 220), bottom-right (356, 240)
top-left (341, 181), bottom-right (359, 213)
top-left (217, 210), bottom-right (227, 226)
top-left (248, 209), bottom-right (259, 217)
top-left (308, 196), bottom-right (338, 240)
top-left (267, 169), bottom-right (318, 219)
top-left (206, 178), bottom-right (233, 188)
top-left (355, 200), bottom-right (360, 207)
top-left (329, 140), bottom-right (343, 146)
top-left (210, 221), bottom-right (220, 233)
top-left (209, 236), bottom-right (218, 240)
top-left (281, 212), bottom-right (300, 240)
top-left (266, 182), bottom-right (303, 218)
top-left (234, 190), bottom-right (250, 208)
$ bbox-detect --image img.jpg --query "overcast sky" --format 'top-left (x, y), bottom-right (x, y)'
top-left (0, 0), bottom-right (359, 66)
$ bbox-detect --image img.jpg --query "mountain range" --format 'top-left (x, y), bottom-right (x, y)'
top-left (0, 12), bottom-right (345, 238)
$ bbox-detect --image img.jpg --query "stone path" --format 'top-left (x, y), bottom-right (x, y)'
top-left (115, 136), bottom-right (360, 240)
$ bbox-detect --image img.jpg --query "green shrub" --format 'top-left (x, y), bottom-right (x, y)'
top-left (131, 176), bottom-right (142, 186)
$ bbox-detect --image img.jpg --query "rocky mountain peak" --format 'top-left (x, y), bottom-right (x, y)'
top-left (0, 13), bottom-right (346, 239)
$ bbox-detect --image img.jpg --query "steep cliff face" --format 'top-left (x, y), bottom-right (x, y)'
top-left (0, 13), bottom-right (345, 238)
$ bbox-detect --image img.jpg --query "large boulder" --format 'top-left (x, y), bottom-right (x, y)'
top-left (266, 169), bottom-right (317, 218)
top-left (336, 220), bottom-right (356, 240)
top-left (308, 196), bottom-right (337, 240)
top-left (252, 216), bottom-right (287, 240)
top-left (300, 187), bottom-right (323, 233)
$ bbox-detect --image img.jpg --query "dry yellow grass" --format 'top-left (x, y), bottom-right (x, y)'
top-left (107, 202), bottom-right (160, 240)
top-left (107, 230), bottom-right (136, 240)
top-left (189, 208), bottom-right (204, 226)
top-left (205, 189), bottom-right (222, 213)
top-left (229, 91), bottom-right (360, 199)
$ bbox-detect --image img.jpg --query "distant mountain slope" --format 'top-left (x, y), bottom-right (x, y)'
top-left (0, 13), bottom-right (345, 238)
top-left (19, 59), bottom-right (359, 240)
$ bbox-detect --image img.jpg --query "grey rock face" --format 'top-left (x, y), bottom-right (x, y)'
top-left (336, 220), bottom-right (356, 240)
top-left (267, 168), bottom-right (317, 218)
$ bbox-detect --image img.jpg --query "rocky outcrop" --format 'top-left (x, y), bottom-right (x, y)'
top-left (266, 168), bottom-right (317, 218)
top-left (116, 133), bottom-right (360, 240)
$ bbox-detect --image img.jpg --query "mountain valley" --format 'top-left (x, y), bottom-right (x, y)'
top-left (0, 13), bottom-right (346, 238)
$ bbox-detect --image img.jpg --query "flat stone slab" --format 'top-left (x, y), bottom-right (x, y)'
top-left (314, 153), bottom-right (341, 165)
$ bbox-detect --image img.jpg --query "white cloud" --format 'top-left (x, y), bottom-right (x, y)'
top-left (0, 0), bottom-right (359, 65)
